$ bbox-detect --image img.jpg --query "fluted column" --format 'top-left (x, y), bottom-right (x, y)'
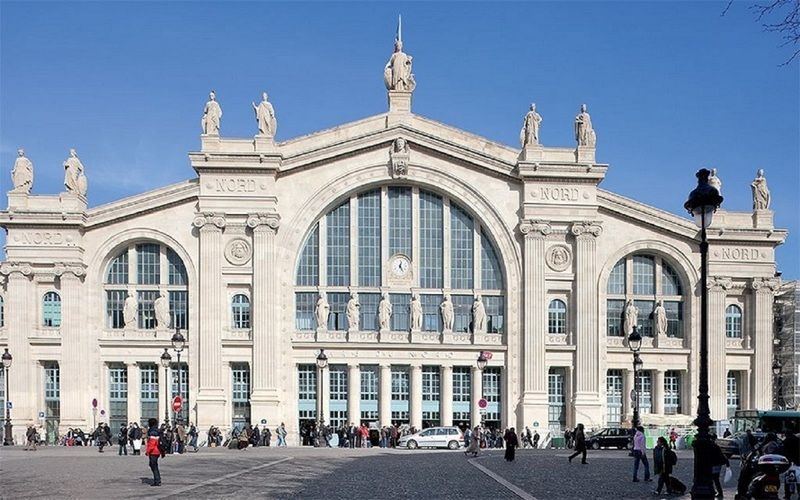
top-left (708, 276), bottom-right (731, 420)
top-left (1, 264), bottom-right (33, 440)
top-left (623, 368), bottom-right (634, 424)
top-left (409, 365), bottom-right (422, 430)
top-left (127, 363), bottom-right (141, 424)
top-left (571, 222), bottom-right (603, 425)
top-left (56, 265), bottom-right (86, 428)
top-left (752, 278), bottom-right (781, 410)
top-left (441, 365), bottom-right (453, 426)
top-left (348, 364), bottom-right (360, 425)
top-left (653, 370), bottom-right (665, 415)
top-left (471, 366), bottom-right (483, 428)
top-left (379, 365), bottom-right (392, 426)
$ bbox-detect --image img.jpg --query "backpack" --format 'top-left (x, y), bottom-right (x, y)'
top-left (667, 449), bottom-right (678, 466)
top-left (158, 433), bottom-right (169, 453)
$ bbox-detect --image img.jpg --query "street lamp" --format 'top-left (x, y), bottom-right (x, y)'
top-left (315, 349), bottom-right (328, 424)
top-left (477, 351), bottom-right (488, 371)
top-left (160, 348), bottom-right (172, 426)
top-left (628, 326), bottom-right (643, 429)
top-left (2, 348), bottom-right (12, 446)
top-left (171, 328), bottom-right (186, 423)
top-left (773, 358), bottom-right (783, 409)
top-left (684, 167), bottom-right (723, 499)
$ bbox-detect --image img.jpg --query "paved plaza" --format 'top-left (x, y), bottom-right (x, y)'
top-left (0, 446), bottom-right (741, 499)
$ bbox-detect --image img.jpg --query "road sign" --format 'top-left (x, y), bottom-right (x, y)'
top-left (6, 401), bottom-right (12, 409)
top-left (533, 421), bottom-right (539, 427)
top-left (172, 395), bottom-right (183, 413)
top-left (100, 409), bottom-right (106, 416)
top-left (630, 389), bottom-right (638, 402)
top-left (478, 398), bottom-right (488, 409)
top-left (260, 419), bottom-right (267, 425)
top-left (38, 411), bottom-right (45, 419)
top-left (92, 398), bottom-right (98, 408)
top-left (482, 351), bottom-right (493, 361)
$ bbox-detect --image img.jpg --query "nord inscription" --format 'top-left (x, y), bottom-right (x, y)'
top-left (540, 187), bottom-right (579, 202)
top-left (721, 248), bottom-right (760, 261)
top-left (215, 178), bottom-right (256, 193)
top-left (17, 231), bottom-right (64, 245)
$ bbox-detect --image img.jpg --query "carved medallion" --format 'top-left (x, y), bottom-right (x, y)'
top-left (225, 238), bottom-right (252, 266)
top-left (546, 244), bottom-right (572, 272)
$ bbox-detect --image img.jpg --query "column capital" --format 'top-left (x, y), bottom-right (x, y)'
top-left (750, 277), bottom-right (781, 294)
top-left (569, 221), bottom-right (603, 239)
top-left (519, 219), bottom-right (552, 238)
top-left (193, 212), bottom-right (226, 230)
top-left (53, 262), bottom-right (87, 280)
top-left (708, 275), bottom-right (734, 292)
top-left (246, 212), bottom-right (281, 232)
top-left (0, 261), bottom-right (32, 277)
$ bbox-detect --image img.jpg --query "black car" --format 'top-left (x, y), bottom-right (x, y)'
top-left (586, 427), bottom-right (633, 450)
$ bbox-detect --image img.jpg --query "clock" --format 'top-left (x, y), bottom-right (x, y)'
top-left (390, 255), bottom-right (411, 277)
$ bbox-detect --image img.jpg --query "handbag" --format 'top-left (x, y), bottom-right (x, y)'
top-left (723, 466), bottom-right (733, 484)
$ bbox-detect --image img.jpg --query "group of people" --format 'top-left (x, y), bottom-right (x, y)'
top-left (463, 425), bottom-right (521, 462)
top-left (225, 423), bottom-right (288, 450)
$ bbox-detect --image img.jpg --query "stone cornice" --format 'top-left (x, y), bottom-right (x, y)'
top-left (751, 277), bottom-right (782, 293)
top-left (246, 212), bottom-right (281, 231)
top-left (193, 212), bottom-right (226, 230)
top-left (569, 221), bottom-right (603, 238)
top-left (86, 179), bottom-right (199, 229)
top-left (519, 219), bottom-right (552, 238)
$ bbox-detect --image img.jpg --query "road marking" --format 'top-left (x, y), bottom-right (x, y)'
top-left (468, 457), bottom-right (538, 500)
top-left (153, 456), bottom-right (292, 499)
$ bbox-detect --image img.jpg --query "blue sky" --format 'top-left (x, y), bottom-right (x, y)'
top-left (1, 1), bottom-right (798, 277)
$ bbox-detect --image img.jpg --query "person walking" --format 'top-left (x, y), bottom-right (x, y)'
top-left (632, 426), bottom-right (651, 482)
top-left (532, 430), bottom-right (540, 449)
top-left (669, 428), bottom-right (678, 449)
top-left (118, 424), bottom-right (128, 455)
top-left (568, 423), bottom-right (588, 464)
top-left (24, 425), bottom-right (38, 451)
top-left (709, 435), bottom-right (730, 498)
top-left (465, 426), bottom-right (481, 457)
top-left (130, 423), bottom-right (143, 455)
top-left (653, 436), bottom-right (677, 495)
top-left (145, 418), bottom-right (162, 487)
top-left (504, 428), bottom-right (519, 462)
top-left (176, 422), bottom-right (187, 454)
top-left (277, 423), bottom-right (288, 447)
top-left (96, 424), bottom-right (109, 453)
top-left (188, 422), bottom-right (198, 452)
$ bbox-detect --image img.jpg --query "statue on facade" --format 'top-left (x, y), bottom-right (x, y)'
top-left (708, 168), bottom-right (722, 195)
top-left (252, 92), bottom-right (277, 137)
top-left (201, 90), bottom-right (223, 135)
top-left (315, 292), bottom-right (330, 330)
top-left (63, 149), bottom-right (87, 196)
top-left (390, 137), bottom-right (410, 178)
top-left (154, 294), bottom-right (171, 329)
top-left (519, 103), bottom-right (542, 147)
top-left (472, 295), bottom-right (487, 334)
top-left (346, 292), bottom-right (360, 331)
top-left (410, 293), bottom-right (422, 331)
top-left (378, 292), bottom-right (393, 330)
top-left (624, 299), bottom-right (638, 336)
top-left (383, 17), bottom-right (416, 92)
top-left (751, 168), bottom-right (771, 210)
top-left (654, 300), bottom-right (667, 337)
top-left (574, 104), bottom-right (596, 147)
top-left (123, 293), bottom-right (138, 328)
top-left (441, 294), bottom-right (454, 331)
top-left (11, 148), bottom-right (33, 194)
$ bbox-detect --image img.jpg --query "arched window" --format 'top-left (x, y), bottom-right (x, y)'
top-left (103, 243), bottom-right (189, 330)
top-left (43, 292), bottom-right (61, 327)
top-left (725, 305), bottom-right (743, 338)
top-left (548, 299), bottom-right (567, 334)
top-left (231, 294), bottom-right (251, 330)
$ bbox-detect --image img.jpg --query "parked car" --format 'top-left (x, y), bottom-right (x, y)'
top-left (398, 426), bottom-right (464, 450)
top-left (586, 427), bottom-right (632, 450)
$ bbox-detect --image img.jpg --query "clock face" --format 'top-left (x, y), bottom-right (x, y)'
top-left (391, 255), bottom-right (411, 277)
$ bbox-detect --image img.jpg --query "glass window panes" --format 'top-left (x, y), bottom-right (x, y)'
top-left (171, 363), bottom-right (189, 423)
top-left (295, 293), bottom-right (316, 330)
top-left (636, 372), bottom-right (652, 414)
top-left (391, 366), bottom-right (410, 400)
top-left (635, 300), bottom-right (655, 336)
top-left (327, 292), bottom-right (349, 331)
top-left (107, 251), bottom-right (129, 284)
top-left (422, 366), bottom-right (440, 401)
top-left (419, 192), bottom-right (443, 288)
top-left (296, 225), bottom-right (319, 287)
top-left (664, 301), bottom-right (683, 338)
top-left (483, 367), bottom-right (501, 403)
top-left (169, 291), bottom-right (188, 330)
top-left (359, 293), bottom-right (380, 331)
top-left (452, 367), bottom-right (471, 402)
top-left (167, 248), bottom-right (187, 286)
top-left (726, 305), bottom-right (743, 338)
top-left (44, 362), bottom-right (60, 400)
top-left (330, 365), bottom-right (348, 400)
top-left (232, 363), bottom-right (251, 429)
top-left (136, 243), bottom-right (160, 285)
top-left (388, 187), bottom-right (412, 257)
top-left (298, 364), bottom-right (316, 400)
top-left (106, 290), bottom-right (126, 329)
top-left (421, 294), bottom-right (443, 332)
top-left (390, 293), bottom-right (410, 331)
top-left (326, 201), bottom-right (350, 287)
top-left (43, 292), bottom-right (61, 327)
top-left (607, 299), bottom-right (625, 337)
top-left (632, 255), bottom-right (655, 296)
top-left (360, 365), bottom-right (378, 400)
top-left (664, 370), bottom-right (681, 415)
top-left (108, 365), bottom-right (128, 431)
top-left (231, 294), bottom-right (251, 329)
top-left (140, 364), bottom-right (159, 425)
top-left (661, 262), bottom-right (682, 296)
top-left (481, 231), bottom-right (503, 290)
top-left (452, 295), bottom-right (473, 333)
top-left (548, 299), bottom-right (567, 334)
top-left (608, 259), bottom-right (626, 295)
top-left (450, 204), bottom-right (474, 290)
top-left (607, 370), bottom-right (623, 426)
top-left (484, 296), bottom-right (505, 334)
top-left (548, 368), bottom-right (566, 430)
top-left (727, 371), bottom-right (740, 418)
top-left (137, 290), bottom-right (158, 329)
top-left (358, 190), bottom-right (382, 287)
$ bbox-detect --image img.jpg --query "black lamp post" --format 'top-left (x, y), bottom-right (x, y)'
top-left (160, 348), bottom-right (172, 426)
top-left (2, 348), bottom-right (12, 446)
top-left (171, 328), bottom-right (185, 423)
top-left (477, 351), bottom-right (488, 371)
top-left (315, 349), bottom-right (328, 424)
top-left (628, 327), bottom-right (643, 429)
top-left (773, 358), bottom-right (782, 409)
top-left (684, 168), bottom-right (723, 499)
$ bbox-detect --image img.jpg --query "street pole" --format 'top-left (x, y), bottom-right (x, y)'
top-left (3, 365), bottom-right (11, 445)
top-left (632, 352), bottom-right (641, 429)
top-left (175, 349), bottom-right (180, 424)
top-left (316, 364), bottom-right (322, 424)
top-left (164, 362), bottom-right (170, 426)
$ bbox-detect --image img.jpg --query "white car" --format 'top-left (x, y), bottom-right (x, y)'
top-left (398, 426), bottom-right (464, 450)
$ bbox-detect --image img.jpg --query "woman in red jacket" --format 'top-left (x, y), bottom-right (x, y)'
top-left (145, 418), bottom-right (162, 486)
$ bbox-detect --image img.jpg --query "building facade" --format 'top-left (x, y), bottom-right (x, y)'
top-left (0, 39), bottom-right (788, 445)
top-left (775, 281), bottom-right (800, 410)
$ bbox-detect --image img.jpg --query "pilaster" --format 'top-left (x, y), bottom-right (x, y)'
top-left (751, 277), bottom-right (781, 410)
top-left (440, 365), bottom-right (454, 426)
top-left (409, 364), bottom-right (422, 430)
top-left (348, 364), bottom-right (360, 426)
top-left (653, 369), bottom-right (665, 415)
top-left (0, 263), bottom-right (33, 439)
top-left (379, 364), bottom-right (392, 426)
top-left (127, 363), bottom-right (141, 425)
top-left (471, 366), bottom-right (483, 428)
top-left (623, 368), bottom-right (634, 424)
top-left (708, 276), bottom-right (732, 419)
top-left (55, 263), bottom-right (87, 428)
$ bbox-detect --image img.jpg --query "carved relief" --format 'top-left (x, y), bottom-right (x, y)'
top-left (225, 238), bottom-right (253, 266)
top-left (0, 262), bottom-right (33, 277)
top-left (389, 138), bottom-right (410, 178)
top-left (708, 276), bottom-right (734, 291)
top-left (546, 244), bottom-right (572, 272)
top-left (570, 221), bottom-right (603, 238)
top-left (193, 213), bottom-right (226, 230)
top-left (750, 277), bottom-right (781, 293)
top-left (246, 212), bottom-right (280, 231)
top-left (519, 219), bottom-right (552, 237)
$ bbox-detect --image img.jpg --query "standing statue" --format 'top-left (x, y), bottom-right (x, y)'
top-left (315, 292), bottom-right (330, 330)
top-left (63, 149), bottom-right (87, 196)
top-left (751, 169), bottom-right (771, 210)
top-left (154, 294), bottom-right (171, 329)
top-left (123, 293), bottom-right (138, 328)
top-left (654, 300), bottom-right (667, 337)
top-left (441, 294), bottom-right (454, 331)
top-left (201, 90), bottom-right (223, 135)
top-left (708, 168), bottom-right (722, 195)
top-left (252, 92), bottom-right (277, 137)
top-left (346, 292), bottom-right (360, 331)
top-left (519, 103), bottom-right (543, 147)
top-left (410, 293), bottom-right (423, 331)
top-left (472, 295), bottom-right (487, 334)
top-left (574, 104), bottom-right (596, 147)
top-left (624, 299), bottom-right (638, 336)
top-left (383, 17), bottom-right (416, 92)
top-left (11, 149), bottom-right (33, 194)
top-left (378, 292), bottom-right (393, 330)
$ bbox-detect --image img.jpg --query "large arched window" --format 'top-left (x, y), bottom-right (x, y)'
top-left (548, 299), bottom-right (567, 334)
top-left (43, 292), bottom-right (61, 327)
top-left (725, 305), bottom-right (743, 338)
top-left (294, 187), bottom-right (505, 335)
top-left (231, 294), bottom-right (251, 330)
top-left (606, 254), bottom-right (685, 338)
top-left (104, 243), bottom-right (189, 330)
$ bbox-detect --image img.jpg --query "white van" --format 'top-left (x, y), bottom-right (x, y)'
top-left (398, 426), bottom-right (464, 450)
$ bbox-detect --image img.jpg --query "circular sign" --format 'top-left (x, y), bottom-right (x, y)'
top-left (533, 421), bottom-right (539, 427)
top-left (478, 398), bottom-right (488, 409)
top-left (482, 351), bottom-right (493, 361)
top-left (261, 419), bottom-right (267, 425)
top-left (92, 398), bottom-right (98, 408)
top-left (100, 409), bottom-right (106, 416)
top-left (172, 395), bottom-right (183, 413)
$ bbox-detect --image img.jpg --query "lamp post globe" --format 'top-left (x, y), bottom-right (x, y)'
top-left (171, 329), bottom-right (186, 352)
top-left (316, 349), bottom-right (328, 369)
top-left (477, 351), bottom-right (488, 371)
top-left (1, 348), bottom-right (11, 369)
top-left (160, 348), bottom-right (171, 425)
top-left (2, 348), bottom-right (12, 446)
top-left (160, 348), bottom-right (172, 368)
top-left (628, 326), bottom-right (642, 353)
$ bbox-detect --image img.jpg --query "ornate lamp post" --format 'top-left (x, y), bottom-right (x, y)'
top-left (2, 348), bottom-right (12, 446)
top-left (160, 348), bottom-right (172, 426)
top-left (684, 168), bottom-right (723, 499)
top-left (628, 327), bottom-right (643, 429)
top-left (171, 328), bottom-right (186, 423)
top-left (315, 349), bottom-right (328, 424)
top-left (477, 351), bottom-right (488, 371)
top-left (773, 358), bottom-right (783, 409)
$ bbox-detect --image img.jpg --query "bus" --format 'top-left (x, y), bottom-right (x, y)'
top-left (718, 410), bottom-right (800, 457)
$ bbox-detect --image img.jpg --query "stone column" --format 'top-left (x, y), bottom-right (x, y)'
top-left (570, 222), bottom-right (604, 426)
top-left (348, 364), bottom-right (360, 425)
top-left (471, 366), bottom-right (483, 428)
top-left (409, 365), bottom-right (422, 430)
top-left (379, 364), bottom-right (392, 426)
top-left (441, 365), bottom-right (453, 426)
top-left (127, 363), bottom-right (141, 424)
top-left (751, 278), bottom-right (781, 411)
top-left (320, 366), bottom-right (330, 423)
top-left (708, 277), bottom-right (731, 420)
top-left (56, 265), bottom-right (86, 428)
top-left (742, 369), bottom-right (753, 411)
top-left (247, 214), bottom-right (281, 426)
top-left (192, 214), bottom-right (226, 428)
top-left (518, 220), bottom-right (551, 427)
top-left (623, 368), bottom-right (634, 424)
top-left (1, 264), bottom-right (33, 439)
top-left (653, 370), bottom-right (665, 415)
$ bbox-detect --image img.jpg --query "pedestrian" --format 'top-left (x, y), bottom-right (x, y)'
top-left (264, 426), bottom-right (272, 447)
top-left (96, 423), bottom-right (109, 453)
top-left (176, 421), bottom-right (187, 454)
top-left (723, 427), bottom-right (731, 439)
top-left (524, 426), bottom-right (533, 449)
top-left (277, 422), bottom-right (287, 447)
top-left (632, 426), bottom-right (651, 482)
top-left (709, 435), bottom-right (729, 497)
top-left (669, 427), bottom-right (678, 449)
top-left (653, 436), bottom-right (677, 495)
top-left (145, 418), bottom-right (162, 487)
top-left (465, 426), bottom-right (481, 457)
top-left (564, 428), bottom-right (573, 449)
top-left (568, 423), bottom-right (587, 464)
top-left (533, 430), bottom-right (540, 449)
top-left (130, 423), bottom-right (143, 455)
top-left (188, 422), bottom-right (198, 452)
top-left (783, 423), bottom-right (800, 465)
top-left (118, 424), bottom-right (128, 455)
top-left (504, 427), bottom-right (519, 462)
top-left (25, 425), bottom-right (37, 451)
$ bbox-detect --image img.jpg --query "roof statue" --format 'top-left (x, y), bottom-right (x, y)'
top-left (574, 104), bottom-right (596, 147)
top-left (752, 168), bottom-right (771, 210)
top-left (384, 15), bottom-right (416, 92)
top-left (201, 90), bottom-right (223, 135)
top-left (252, 92), bottom-right (277, 137)
top-left (63, 148), bottom-right (88, 197)
top-left (520, 103), bottom-right (542, 147)
top-left (11, 148), bottom-right (33, 194)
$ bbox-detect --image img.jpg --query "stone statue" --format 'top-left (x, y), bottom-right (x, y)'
top-left (252, 92), bottom-right (277, 137)
top-left (378, 292), bottom-right (393, 330)
top-left (63, 149), bottom-right (87, 196)
top-left (346, 292), bottom-right (360, 331)
top-left (11, 149), bottom-right (33, 194)
top-left (519, 103), bottom-right (542, 147)
top-left (574, 104), bottom-right (596, 147)
top-left (624, 299), bottom-right (638, 336)
top-left (472, 295), bottom-right (487, 334)
top-left (654, 300), bottom-right (667, 337)
top-left (123, 293), bottom-right (138, 328)
top-left (315, 292), bottom-right (330, 330)
top-left (751, 169), bottom-right (771, 210)
top-left (154, 294), bottom-right (171, 329)
top-left (201, 90), bottom-right (223, 135)
top-left (441, 294), bottom-right (454, 331)
top-left (708, 168), bottom-right (722, 195)
top-left (410, 293), bottom-right (422, 331)
top-left (383, 20), bottom-right (416, 92)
